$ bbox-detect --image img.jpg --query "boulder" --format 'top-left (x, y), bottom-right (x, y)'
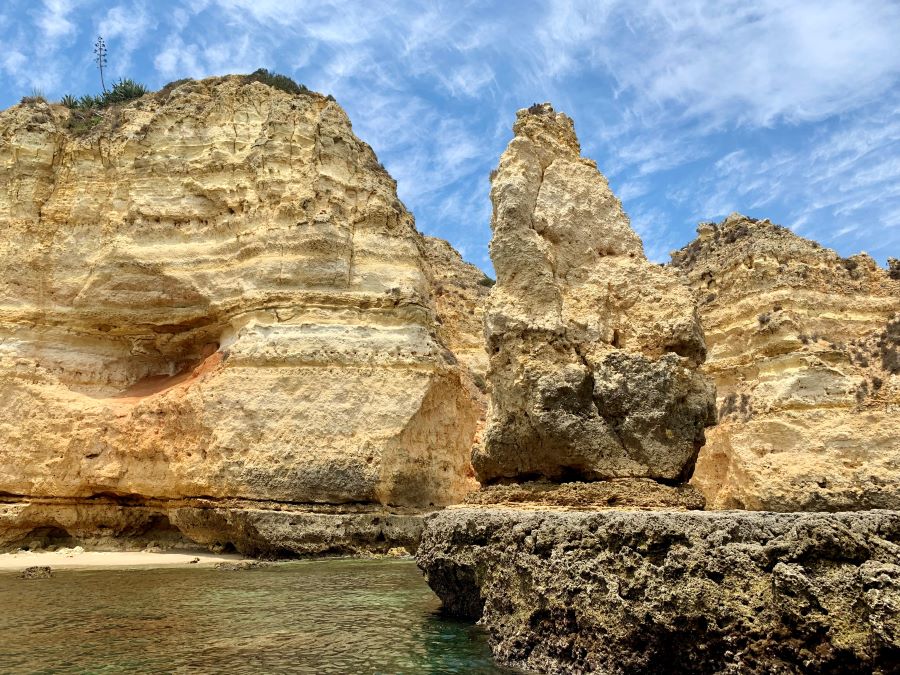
top-left (20, 566), bottom-right (52, 579)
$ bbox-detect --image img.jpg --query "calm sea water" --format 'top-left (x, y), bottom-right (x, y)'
top-left (0, 558), bottom-right (515, 674)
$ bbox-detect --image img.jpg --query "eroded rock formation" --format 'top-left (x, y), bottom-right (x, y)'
top-left (0, 498), bottom-right (425, 556)
top-left (0, 76), bottom-right (481, 551)
top-left (417, 106), bottom-right (900, 675)
top-left (422, 236), bottom-right (492, 384)
top-left (476, 103), bottom-right (715, 486)
top-left (418, 508), bottom-right (900, 674)
top-left (673, 214), bottom-right (900, 511)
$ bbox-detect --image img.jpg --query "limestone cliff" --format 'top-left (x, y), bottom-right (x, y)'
top-left (673, 214), bottom-right (900, 510)
top-left (476, 103), bottom-right (715, 485)
top-left (0, 76), bottom-right (480, 551)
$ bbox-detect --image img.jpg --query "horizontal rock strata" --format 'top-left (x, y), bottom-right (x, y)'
top-left (417, 508), bottom-right (900, 674)
top-left (0, 75), bottom-right (480, 540)
top-left (463, 479), bottom-right (705, 510)
top-left (0, 497), bottom-right (425, 556)
top-left (478, 103), bottom-right (715, 485)
top-left (673, 214), bottom-right (900, 510)
top-left (423, 236), bottom-right (492, 383)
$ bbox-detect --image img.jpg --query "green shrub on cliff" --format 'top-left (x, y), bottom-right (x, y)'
top-left (20, 88), bottom-right (47, 106)
top-left (244, 68), bottom-right (310, 95)
top-left (61, 79), bottom-right (150, 136)
top-left (101, 78), bottom-right (149, 104)
top-left (61, 78), bottom-right (149, 111)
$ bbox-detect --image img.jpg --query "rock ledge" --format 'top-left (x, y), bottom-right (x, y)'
top-left (417, 508), bottom-right (900, 674)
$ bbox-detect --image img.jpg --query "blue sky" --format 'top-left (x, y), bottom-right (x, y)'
top-left (1, 1), bottom-right (899, 272)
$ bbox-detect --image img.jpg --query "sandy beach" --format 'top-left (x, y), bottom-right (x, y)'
top-left (0, 548), bottom-right (246, 572)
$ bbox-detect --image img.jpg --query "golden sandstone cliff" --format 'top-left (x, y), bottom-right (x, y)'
top-left (0, 75), bottom-right (897, 560)
top-left (675, 214), bottom-right (900, 511)
top-left (0, 76), bottom-right (483, 551)
top-left (2, 77), bottom-right (898, 672)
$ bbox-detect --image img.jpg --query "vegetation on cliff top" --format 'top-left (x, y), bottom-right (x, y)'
top-left (60, 78), bottom-right (150, 135)
top-left (243, 68), bottom-right (310, 95)
top-left (18, 63), bottom-right (321, 138)
top-left (61, 78), bottom-right (150, 110)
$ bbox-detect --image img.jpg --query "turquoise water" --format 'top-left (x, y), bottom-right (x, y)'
top-left (0, 559), bottom-right (514, 674)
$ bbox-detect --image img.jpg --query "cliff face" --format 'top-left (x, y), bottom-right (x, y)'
top-left (673, 214), bottom-right (900, 510)
top-left (476, 103), bottom-right (715, 486)
top-left (422, 236), bottom-right (491, 383)
top-left (0, 76), bottom-right (480, 544)
top-left (416, 113), bottom-right (900, 675)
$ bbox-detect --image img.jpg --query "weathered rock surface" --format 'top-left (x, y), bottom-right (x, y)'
top-left (214, 560), bottom-right (272, 570)
top-left (463, 478), bottom-right (705, 510)
top-left (20, 565), bottom-right (52, 579)
top-left (422, 235), bottom-right (494, 476)
top-left (673, 214), bottom-right (900, 510)
top-left (0, 75), bottom-right (480, 533)
top-left (417, 508), bottom-right (900, 674)
top-left (0, 498), bottom-right (426, 556)
top-left (476, 103), bottom-right (715, 485)
top-left (423, 236), bottom-right (492, 384)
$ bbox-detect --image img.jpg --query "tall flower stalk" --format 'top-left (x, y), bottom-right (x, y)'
top-left (93, 36), bottom-right (108, 93)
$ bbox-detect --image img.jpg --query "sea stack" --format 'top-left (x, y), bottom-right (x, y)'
top-left (417, 105), bottom-right (900, 675)
top-left (475, 103), bottom-right (715, 488)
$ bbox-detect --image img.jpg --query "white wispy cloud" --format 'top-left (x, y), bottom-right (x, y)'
top-left (37, 0), bottom-right (77, 40)
top-left (543, 0), bottom-right (900, 126)
top-left (0, 0), bottom-right (897, 269)
top-left (98, 2), bottom-right (157, 76)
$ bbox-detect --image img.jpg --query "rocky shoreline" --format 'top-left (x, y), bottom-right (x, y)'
top-left (414, 102), bottom-right (900, 674)
top-left (417, 508), bottom-right (900, 674)
top-left (1, 77), bottom-right (898, 673)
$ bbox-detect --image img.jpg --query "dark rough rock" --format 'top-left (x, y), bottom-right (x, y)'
top-left (170, 505), bottom-right (426, 557)
top-left (20, 565), bottom-right (52, 579)
top-left (476, 347), bottom-right (716, 485)
top-left (464, 478), bottom-right (705, 510)
top-left (889, 257), bottom-right (900, 281)
top-left (213, 560), bottom-right (272, 571)
top-left (416, 508), bottom-right (900, 674)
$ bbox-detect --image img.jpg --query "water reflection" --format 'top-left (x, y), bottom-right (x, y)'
top-left (0, 559), bottom-right (516, 674)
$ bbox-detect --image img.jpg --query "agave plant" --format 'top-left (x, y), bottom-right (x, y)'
top-left (102, 78), bottom-right (149, 105)
top-left (79, 94), bottom-right (100, 109)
